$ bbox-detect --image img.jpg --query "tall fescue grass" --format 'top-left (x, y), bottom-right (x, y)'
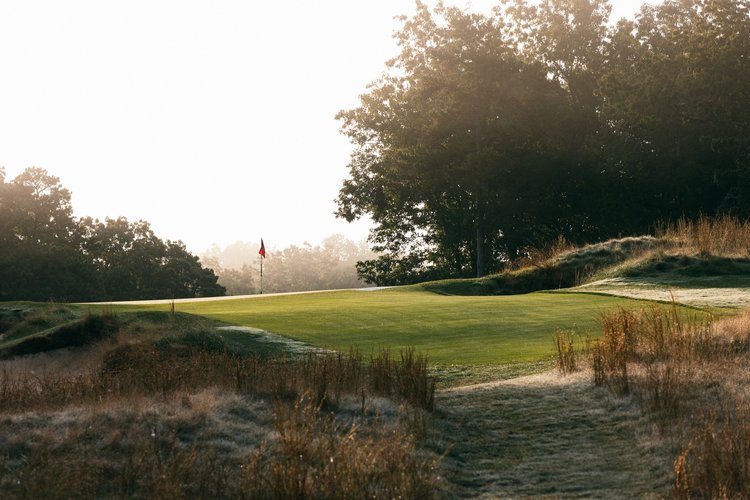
top-left (243, 394), bottom-right (437, 498)
top-left (0, 322), bottom-right (440, 498)
top-left (591, 305), bottom-right (715, 396)
top-left (590, 305), bottom-right (750, 497)
top-left (656, 214), bottom-right (750, 257)
top-left (0, 343), bottom-right (434, 413)
top-left (511, 234), bottom-right (575, 270)
top-left (0, 392), bottom-right (439, 499)
top-left (553, 328), bottom-right (577, 374)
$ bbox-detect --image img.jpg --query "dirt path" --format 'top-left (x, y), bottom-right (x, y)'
top-left (433, 370), bottom-right (671, 498)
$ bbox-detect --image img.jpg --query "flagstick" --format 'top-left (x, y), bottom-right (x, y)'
top-left (260, 252), bottom-right (263, 295)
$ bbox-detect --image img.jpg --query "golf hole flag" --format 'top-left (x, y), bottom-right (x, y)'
top-left (259, 239), bottom-right (266, 258)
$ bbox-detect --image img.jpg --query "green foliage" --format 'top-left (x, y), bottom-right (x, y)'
top-left (337, 3), bottom-right (583, 279)
top-left (0, 168), bottom-right (225, 301)
top-left (0, 168), bottom-right (97, 301)
top-left (356, 253), bottom-right (456, 286)
top-left (338, 0), bottom-right (750, 285)
top-left (601, 0), bottom-right (750, 223)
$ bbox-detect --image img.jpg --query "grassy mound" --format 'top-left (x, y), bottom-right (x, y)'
top-left (0, 302), bottom-right (82, 342)
top-left (0, 313), bottom-right (120, 358)
top-left (421, 236), bottom-right (664, 296)
top-left (620, 254), bottom-right (750, 279)
top-left (0, 308), bottom-right (226, 359)
top-left (423, 217), bottom-right (750, 296)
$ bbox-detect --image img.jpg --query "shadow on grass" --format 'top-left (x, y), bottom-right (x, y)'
top-left (431, 372), bottom-right (672, 498)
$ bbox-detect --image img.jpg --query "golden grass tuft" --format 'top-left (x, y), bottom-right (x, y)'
top-left (674, 402), bottom-right (750, 499)
top-left (590, 303), bottom-right (750, 497)
top-left (657, 214), bottom-right (750, 257)
top-left (553, 328), bottom-right (577, 374)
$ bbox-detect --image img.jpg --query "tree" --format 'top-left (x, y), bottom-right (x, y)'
top-left (337, 2), bottom-right (581, 278)
top-left (339, 0), bottom-right (750, 286)
top-left (80, 217), bottom-right (225, 300)
top-left (0, 168), bottom-right (97, 301)
top-left (0, 167), bottom-right (225, 301)
top-left (600, 0), bottom-right (750, 221)
top-left (159, 241), bottom-right (226, 298)
top-left (499, 0), bottom-right (653, 239)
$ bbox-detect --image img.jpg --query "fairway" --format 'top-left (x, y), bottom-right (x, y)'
top-left (109, 288), bottom-right (668, 365)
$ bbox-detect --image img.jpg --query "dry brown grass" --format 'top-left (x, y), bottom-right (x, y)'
top-left (0, 331), bottom-right (441, 498)
top-left (510, 234), bottom-right (575, 270)
top-left (674, 401), bottom-right (750, 499)
top-left (553, 328), bottom-right (577, 374)
top-left (590, 306), bottom-right (750, 497)
top-left (0, 343), bottom-right (435, 414)
top-left (0, 390), bottom-right (438, 499)
top-left (657, 215), bottom-right (750, 257)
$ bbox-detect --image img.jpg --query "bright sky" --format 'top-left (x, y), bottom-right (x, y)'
top-left (0, 0), bottom-right (645, 254)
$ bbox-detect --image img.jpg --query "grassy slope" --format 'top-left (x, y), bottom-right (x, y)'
top-left (421, 235), bottom-right (750, 298)
top-left (105, 288), bottom-right (669, 366)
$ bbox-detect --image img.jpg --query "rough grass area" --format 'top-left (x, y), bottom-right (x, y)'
top-left (433, 371), bottom-right (672, 497)
top-left (422, 217), bottom-right (750, 298)
top-left (0, 313), bottom-right (441, 498)
top-left (583, 305), bottom-right (750, 498)
top-left (0, 302), bottom-right (82, 343)
top-left (421, 235), bottom-right (663, 296)
top-left (429, 359), bottom-right (555, 389)
top-left (104, 289), bottom-right (663, 366)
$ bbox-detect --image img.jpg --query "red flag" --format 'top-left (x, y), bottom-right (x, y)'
top-left (259, 238), bottom-right (266, 258)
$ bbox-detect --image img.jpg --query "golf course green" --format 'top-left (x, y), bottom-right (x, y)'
top-left (109, 287), bottom-right (677, 365)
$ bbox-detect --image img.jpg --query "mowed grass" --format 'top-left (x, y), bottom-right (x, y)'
top-left (107, 288), bottom-right (672, 365)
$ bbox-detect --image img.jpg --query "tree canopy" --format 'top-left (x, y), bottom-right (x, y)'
top-left (337, 0), bottom-right (750, 283)
top-left (0, 167), bottom-right (224, 301)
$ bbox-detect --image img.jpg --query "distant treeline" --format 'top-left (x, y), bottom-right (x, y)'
top-left (0, 167), bottom-right (225, 302)
top-left (201, 235), bottom-right (375, 295)
top-left (338, 0), bottom-right (750, 284)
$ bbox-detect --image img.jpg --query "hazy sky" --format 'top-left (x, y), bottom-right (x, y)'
top-left (1, 1), bottom-right (646, 254)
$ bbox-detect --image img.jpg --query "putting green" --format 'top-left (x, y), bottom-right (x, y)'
top-left (109, 288), bottom-right (672, 365)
